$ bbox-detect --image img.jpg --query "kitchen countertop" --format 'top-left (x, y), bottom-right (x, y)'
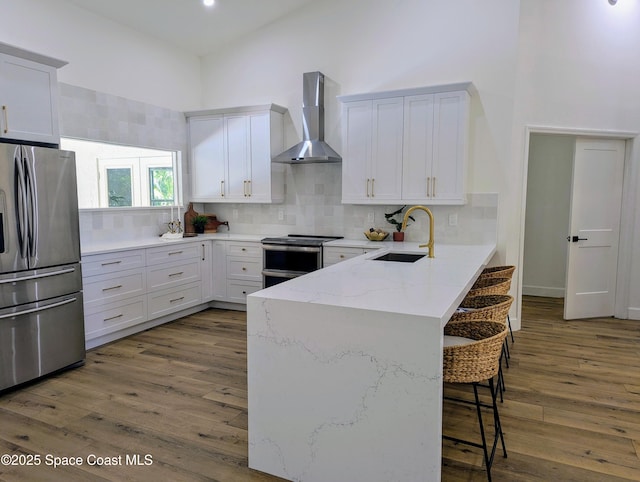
top-left (80, 233), bottom-right (265, 256)
top-left (253, 242), bottom-right (496, 323)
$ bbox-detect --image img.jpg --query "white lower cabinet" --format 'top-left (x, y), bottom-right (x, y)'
top-left (210, 240), bottom-right (228, 301)
top-left (81, 238), bottom-right (263, 347)
top-left (147, 282), bottom-right (201, 319)
top-left (221, 241), bottom-right (263, 304)
top-left (227, 279), bottom-right (262, 304)
top-left (200, 241), bottom-right (214, 302)
top-left (82, 242), bottom-right (205, 348)
top-left (323, 246), bottom-right (380, 267)
top-left (145, 244), bottom-right (202, 318)
top-left (84, 297), bottom-right (147, 341)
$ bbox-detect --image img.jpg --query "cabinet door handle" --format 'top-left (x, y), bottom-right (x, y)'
top-left (371, 178), bottom-right (375, 197)
top-left (220, 180), bottom-right (225, 197)
top-left (168, 250), bottom-right (183, 255)
top-left (242, 267), bottom-right (247, 271)
top-left (426, 177), bottom-right (431, 197)
top-left (2, 105), bottom-right (8, 134)
top-left (169, 296), bottom-right (185, 303)
top-left (103, 313), bottom-right (123, 322)
top-left (168, 271), bottom-right (184, 277)
top-left (101, 260), bottom-right (122, 266)
top-left (202, 243), bottom-right (205, 261)
top-left (433, 177), bottom-right (436, 198)
top-left (366, 178), bottom-right (370, 197)
top-left (247, 179), bottom-right (251, 197)
top-left (102, 284), bottom-right (123, 292)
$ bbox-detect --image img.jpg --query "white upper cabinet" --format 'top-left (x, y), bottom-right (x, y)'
top-left (341, 98), bottom-right (404, 203)
top-left (339, 83), bottom-right (471, 205)
top-left (187, 104), bottom-right (286, 204)
top-left (0, 43), bottom-right (67, 146)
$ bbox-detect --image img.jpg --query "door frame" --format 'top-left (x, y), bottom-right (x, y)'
top-left (517, 125), bottom-right (639, 323)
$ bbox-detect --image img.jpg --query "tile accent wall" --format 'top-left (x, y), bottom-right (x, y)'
top-left (199, 180), bottom-right (498, 245)
top-left (59, 84), bottom-right (497, 247)
top-left (58, 83), bottom-right (189, 246)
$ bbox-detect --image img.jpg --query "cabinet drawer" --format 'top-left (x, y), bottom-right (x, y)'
top-left (227, 257), bottom-right (262, 281)
top-left (227, 280), bottom-right (262, 304)
top-left (146, 243), bottom-right (200, 265)
top-left (227, 242), bottom-right (262, 258)
top-left (147, 282), bottom-right (202, 319)
top-left (146, 259), bottom-right (200, 292)
top-left (84, 296), bottom-right (147, 339)
top-left (82, 250), bottom-right (145, 277)
top-left (323, 247), bottom-right (365, 267)
top-left (83, 268), bottom-right (146, 314)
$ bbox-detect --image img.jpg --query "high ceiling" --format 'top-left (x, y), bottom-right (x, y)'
top-left (66, 0), bottom-right (315, 56)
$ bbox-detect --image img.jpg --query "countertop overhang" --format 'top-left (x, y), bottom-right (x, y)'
top-left (251, 242), bottom-right (496, 324)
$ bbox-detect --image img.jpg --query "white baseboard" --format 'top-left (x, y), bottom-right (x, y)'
top-left (522, 285), bottom-right (565, 298)
top-left (628, 308), bottom-right (640, 320)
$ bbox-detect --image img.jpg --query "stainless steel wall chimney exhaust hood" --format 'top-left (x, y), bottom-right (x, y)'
top-left (272, 71), bottom-right (341, 164)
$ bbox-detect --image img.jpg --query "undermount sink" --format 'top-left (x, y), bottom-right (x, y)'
top-left (371, 252), bottom-right (426, 263)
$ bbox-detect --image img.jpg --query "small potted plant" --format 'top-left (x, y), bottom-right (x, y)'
top-left (192, 214), bottom-right (208, 234)
top-left (385, 205), bottom-right (414, 242)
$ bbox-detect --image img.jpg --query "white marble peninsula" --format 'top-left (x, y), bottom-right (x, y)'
top-left (247, 242), bottom-right (496, 482)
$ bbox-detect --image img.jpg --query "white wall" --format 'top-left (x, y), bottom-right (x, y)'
top-left (4, 0), bottom-right (640, 321)
top-left (522, 134), bottom-right (573, 297)
top-left (0, 0), bottom-right (202, 111)
top-left (512, 0), bottom-right (640, 321)
top-left (200, 0), bottom-right (520, 245)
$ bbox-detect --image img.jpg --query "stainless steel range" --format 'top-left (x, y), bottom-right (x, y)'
top-left (261, 235), bottom-right (342, 288)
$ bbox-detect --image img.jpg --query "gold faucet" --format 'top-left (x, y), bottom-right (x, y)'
top-left (401, 205), bottom-right (435, 258)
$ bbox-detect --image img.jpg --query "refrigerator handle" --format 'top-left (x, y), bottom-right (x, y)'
top-left (0, 296), bottom-right (77, 320)
top-left (0, 266), bottom-right (76, 285)
top-left (23, 148), bottom-right (38, 260)
top-left (13, 147), bottom-right (28, 259)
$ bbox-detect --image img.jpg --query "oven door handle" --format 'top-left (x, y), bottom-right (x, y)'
top-left (262, 269), bottom-right (310, 278)
top-left (262, 244), bottom-right (321, 253)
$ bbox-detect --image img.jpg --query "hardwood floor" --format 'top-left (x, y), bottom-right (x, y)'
top-left (443, 296), bottom-right (640, 481)
top-left (0, 297), bottom-right (639, 481)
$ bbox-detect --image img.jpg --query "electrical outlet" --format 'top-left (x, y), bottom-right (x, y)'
top-left (233, 209), bottom-right (239, 220)
top-left (448, 213), bottom-right (458, 226)
top-left (278, 209), bottom-right (285, 221)
top-left (367, 211), bottom-right (375, 224)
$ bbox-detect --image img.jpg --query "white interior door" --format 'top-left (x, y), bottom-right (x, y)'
top-left (564, 138), bottom-right (625, 319)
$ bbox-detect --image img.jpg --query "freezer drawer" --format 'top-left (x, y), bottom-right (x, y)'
top-left (0, 263), bottom-right (82, 309)
top-left (0, 292), bottom-right (85, 391)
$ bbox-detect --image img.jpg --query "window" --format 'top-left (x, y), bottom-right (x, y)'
top-left (60, 138), bottom-right (180, 209)
top-left (106, 168), bottom-right (133, 207)
top-left (149, 167), bottom-right (174, 206)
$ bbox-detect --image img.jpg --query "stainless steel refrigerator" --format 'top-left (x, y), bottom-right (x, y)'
top-left (0, 142), bottom-right (85, 392)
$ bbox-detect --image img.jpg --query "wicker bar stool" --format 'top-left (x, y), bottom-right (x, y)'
top-left (479, 266), bottom-right (516, 343)
top-left (479, 265), bottom-right (515, 281)
top-left (450, 295), bottom-right (513, 324)
top-left (465, 277), bottom-right (511, 299)
top-left (450, 294), bottom-right (513, 399)
top-left (443, 320), bottom-right (509, 482)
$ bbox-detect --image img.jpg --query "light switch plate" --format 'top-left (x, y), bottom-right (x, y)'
top-left (448, 213), bottom-right (458, 226)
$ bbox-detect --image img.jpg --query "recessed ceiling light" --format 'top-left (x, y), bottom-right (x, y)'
top-left (609, 0), bottom-right (617, 4)
top-left (203, 0), bottom-right (215, 6)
